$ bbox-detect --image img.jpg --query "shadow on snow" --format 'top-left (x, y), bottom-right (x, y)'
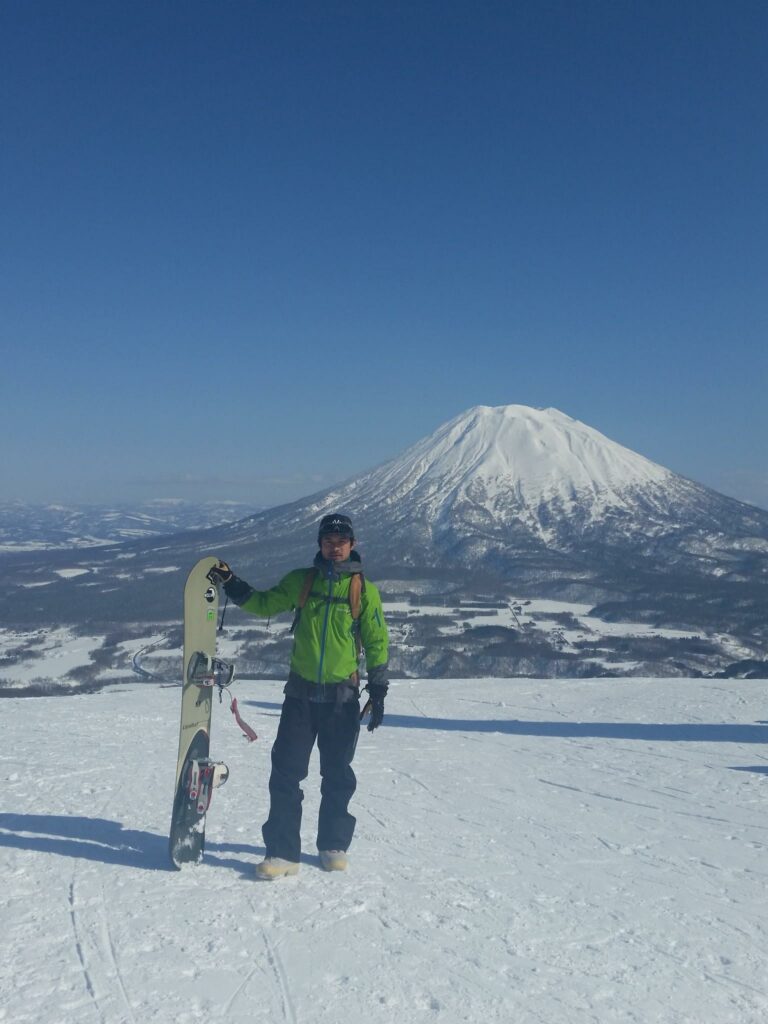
top-left (3, 712), bottom-right (765, 869)
top-left (242, 699), bottom-right (768, 745)
top-left (381, 713), bottom-right (768, 744)
top-left (240, 691), bottom-right (768, 745)
top-left (0, 813), bottom-right (262, 874)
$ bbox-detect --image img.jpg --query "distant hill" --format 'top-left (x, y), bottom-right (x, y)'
top-left (0, 499), bottom-right (261, 551)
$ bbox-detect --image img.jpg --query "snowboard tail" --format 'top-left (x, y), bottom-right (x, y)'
top-left (169, 737), bottom-right (230, 866)
top-left (169, 729), bottom-right (211, 866)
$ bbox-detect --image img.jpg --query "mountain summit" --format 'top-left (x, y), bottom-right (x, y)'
top-left (366, 404), bottom-right (671, 504)
top-left (344, 405), bottom-right (676, 542)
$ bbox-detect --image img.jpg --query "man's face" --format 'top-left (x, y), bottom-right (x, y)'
top-left (320, 533), bottom-right (354, 562)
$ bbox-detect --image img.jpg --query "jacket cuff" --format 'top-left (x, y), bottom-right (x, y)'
top-left (366, 663), bottom-right (389, 691)
top-left (223, 575), bottom-right (254, 606)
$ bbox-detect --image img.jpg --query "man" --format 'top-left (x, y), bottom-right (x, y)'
top-left (207, 513), bottom-right (389, 880)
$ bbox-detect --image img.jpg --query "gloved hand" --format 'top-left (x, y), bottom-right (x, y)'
top-left (363, 682), bottom-right (387, 732)
top-left (207, 561), bottom-right (233, 586)
top-left (208, 565), bottom-right (254, 607)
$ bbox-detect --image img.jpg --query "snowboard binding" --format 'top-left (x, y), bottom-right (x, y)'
top-left (187, 651), bottom-right (235, 694)
top-left (186, 650), bottom-right (258, 741)
top-left (187, 758), bottom-right (230, 815)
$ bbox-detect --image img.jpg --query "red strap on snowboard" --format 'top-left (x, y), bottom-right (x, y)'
top-left (229, 695), bottom-right (258, 742)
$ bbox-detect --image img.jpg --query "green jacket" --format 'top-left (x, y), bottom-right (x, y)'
top-left (236, 562), bottom-right (389, 686)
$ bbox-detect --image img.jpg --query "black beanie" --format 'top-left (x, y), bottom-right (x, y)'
top-left (317, 513), bottom-right (355, 544)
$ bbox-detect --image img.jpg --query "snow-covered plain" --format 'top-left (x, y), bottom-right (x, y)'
top-left (2, 590), bottom-right (752, 695)
top-left (0, 628), bottom-right (107, 687)
top-left (2, 677), bottom-right (768, 1023)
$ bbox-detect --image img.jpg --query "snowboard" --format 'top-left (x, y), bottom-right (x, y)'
top-left (169, 556), bottom-right (231, 869)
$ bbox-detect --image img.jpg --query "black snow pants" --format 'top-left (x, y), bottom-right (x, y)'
top-left (262, 693), bottom-right (361, 862)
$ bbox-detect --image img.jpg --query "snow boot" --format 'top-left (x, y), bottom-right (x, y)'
top-left (255, 857), bottom-right (300, 880)
top-left (319, 850), bottom-right (348, 872)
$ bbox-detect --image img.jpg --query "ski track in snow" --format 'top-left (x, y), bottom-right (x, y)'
top-left (1, 678), bottom-right (768, 1023)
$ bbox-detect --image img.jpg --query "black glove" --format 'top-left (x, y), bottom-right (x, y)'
top-left (207, 561), bottom-right (233, 586)
top-left (363, 682), bottom-right (387, 732)
top-left (212, 566), bottom-right (255, 607)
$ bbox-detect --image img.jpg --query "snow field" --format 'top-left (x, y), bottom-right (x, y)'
top-left (0, 628), bottom-right (106, 688)
top-left (0, 589), bottom-right (752, 694)
top-left (1, 677), bottom-right (767, 1023)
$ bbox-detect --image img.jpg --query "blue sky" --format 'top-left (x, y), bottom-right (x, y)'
top-left (2, 1), bottom-right (766, 509)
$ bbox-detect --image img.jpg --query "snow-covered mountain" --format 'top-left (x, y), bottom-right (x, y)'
top-left (376, 404), bottom-right (762, 547)
top-left (323, 404), bottom-right (724, 544)
top-left (2, 405), bottom-right (767, 677)
top-left (214, 404), bottom-right (768, 585)
top-left (338, 404), bottom-right (677, 539)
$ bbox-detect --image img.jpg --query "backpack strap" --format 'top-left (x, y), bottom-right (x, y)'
top-left (290, 568), bottom-right (318, 633)
top-left (348, 573), bottom-right (364, 621)
top-left (298, 568), bottom-right (318, 609)
top-left (349, 573), bottom-right (366, 666)
top-left (290, 568), bottom-right (366, 634)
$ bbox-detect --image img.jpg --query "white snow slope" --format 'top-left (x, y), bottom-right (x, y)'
top-left (2, 677), bottom-right (768, 1024)
top-left (340, 405), bottom-right (678, 526)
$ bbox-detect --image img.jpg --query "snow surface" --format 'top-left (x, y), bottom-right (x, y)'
top-left (2, 677), bottom-right (768, 1023)
top-left (0, 628), bottom-right (105, 688)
